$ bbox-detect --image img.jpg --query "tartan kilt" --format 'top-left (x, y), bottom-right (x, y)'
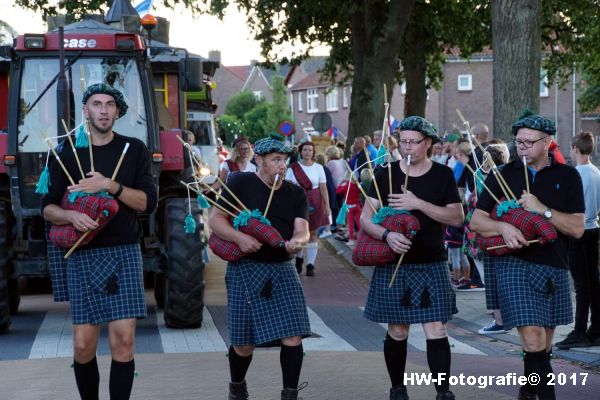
top-left (67, 243), bottom-right (146, 325)
top-left (364, 261), bottom-right (457, 324)
top-left (49, 192), bottom-right (119, 248)
top-left (208, 233), bottom-right (245, 262)
top-left (495, 256), bottom-right (572, 330)
top-left (226, 258), bottom-right (312, 347)
top-left (237, 219), bottom-right (285, 247)
top-left (483, 254), bottom-right (500, 310)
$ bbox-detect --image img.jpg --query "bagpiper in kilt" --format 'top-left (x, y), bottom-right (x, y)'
top-left (360, 116), bottom-right (464, 400)
top-left (42, 84), bottom-right (158, 400)
top-left (471, 112), bottom-right (585, 400)
top-left (208, 135), bottom-right (311, 400)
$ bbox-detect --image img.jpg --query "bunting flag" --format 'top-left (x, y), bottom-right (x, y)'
top-left (389, 114), bottom-right (401, 132)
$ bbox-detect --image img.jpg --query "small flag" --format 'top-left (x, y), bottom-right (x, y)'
top-left (389, 114), bottom-right (400, 132)
top-left (327, 126), bottom-right (338, 140)
top-left (134, 0), bottom-right (154, 16)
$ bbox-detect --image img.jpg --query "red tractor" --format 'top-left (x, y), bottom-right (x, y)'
top-left (0, 10), bottom-right (219, 332)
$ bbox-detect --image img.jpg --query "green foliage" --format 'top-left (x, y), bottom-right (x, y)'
top-left (266, 73), bottom-right (291, 134)
top-left (224, 91), bottom-right (261, 120)
top-left (216, 114), bottom-right (245, 146)
top-left (243, 102), bottom-right (271, 142)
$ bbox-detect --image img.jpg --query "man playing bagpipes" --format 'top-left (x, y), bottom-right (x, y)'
top-left (360, 116), bottom-right (464, 400)
top-left (470, 112), bottom-right (584, 400)
top-left (208, 136), bottom-right (311, 400)
top-left (41, 84), bottom-right (158, 400)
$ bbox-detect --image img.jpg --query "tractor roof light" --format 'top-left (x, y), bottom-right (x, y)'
top-left (24, 34), bottom-right (45, 49)
top-left (141, 14), bottom-right (158, 32)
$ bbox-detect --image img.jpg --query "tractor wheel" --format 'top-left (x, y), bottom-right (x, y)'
top-left (8, 277), bottom-right (20, 315)
top-left (153, 272), bottom-right (166, 310)
top-left (163, 198), bottom-right (205, 328)
top-left (0, 201), bottom-right (10, 332)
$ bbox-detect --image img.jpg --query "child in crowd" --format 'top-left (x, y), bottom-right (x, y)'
top-left (336, 172), bottom-right (362, 246)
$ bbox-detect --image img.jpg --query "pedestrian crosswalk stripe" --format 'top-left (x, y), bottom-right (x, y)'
top-left (156, 306), bottom-right (228, 353)
top-left (29, 309), bottom-right (74, 359)
top-left (304, 307), bottom-right (356, 352)
top-left (358, 307), bottom-right (485, 356)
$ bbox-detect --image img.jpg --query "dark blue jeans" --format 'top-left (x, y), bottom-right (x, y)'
top-left (568, 228), bottom-right (600, 336)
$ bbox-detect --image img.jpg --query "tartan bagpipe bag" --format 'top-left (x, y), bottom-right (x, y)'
top-left (476, 200), bottom-right (557, 256)
top-left (208, 209), bottom-right (286, 262)
top-left (48, 191), bottom-right (119, 248)
top-left (208, 232), bottom-right (245, 262)
top-left (352, 208), bottom-right (420, 267)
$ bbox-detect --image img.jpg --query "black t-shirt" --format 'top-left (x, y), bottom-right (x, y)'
top-left (476, 158), bottom-right (584, 269)
top-left (218, 172), bottom-right (309, 262)
top-left (41, 133), bottom-right (158, 249)
top-left (368, 161), bottom-right (461, 264)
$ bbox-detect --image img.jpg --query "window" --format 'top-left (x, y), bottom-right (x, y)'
top-left (457, 74), bottom-right (472, 91)
top-left (342, 86), bottom-right (349, 108)
top-left (401, 82), bottom-right (406, 95)
top-left (307, 88), bottom-right (318, 113)
top-left (298, 92), bottom-right (303, 112)
top-left (326, 87), bottom-right (338, 111)
top-left (253, 90), bottom-right (263, 101)
top-left (540, 70), bottom-right (549, 98)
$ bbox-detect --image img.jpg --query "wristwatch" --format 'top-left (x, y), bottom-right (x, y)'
top-left (543, 208), bottom-right (552, 219)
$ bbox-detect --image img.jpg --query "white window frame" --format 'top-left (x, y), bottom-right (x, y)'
top-left (540, 70), bottom-right (549, 98)
top-left (342, 86), bottom-right (349, 108)
top-left (253, 90), bottom-right (263, 101)
top-left (307, 88), bottom-right (318, 113)
top-left (298, 92), bottom-right (303, 112)
top-left (457, 74), bottom-right (472, 91)
top-left (326, 86), bottom-right (339, 111)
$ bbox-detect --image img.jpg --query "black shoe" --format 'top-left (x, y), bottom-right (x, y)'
top-left (517, 386), bottom-right (537, 400)
top-left (556, 330), bottom-right (592, 349)
top-left (435, 391), bottom-right (455, 400)
top-left (306, 264), bottom-right (314, 276)
top-left (295, 258), bottom-right (303, 274)
top-left (281, 382), bottom-right (308, 400)
top-left (390, 385), bottom-right (409, 400)
top-left (229, 380), bottom-right (249, 400)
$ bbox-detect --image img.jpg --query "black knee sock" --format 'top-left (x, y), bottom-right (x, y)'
top-left (521, 349), bottom-right (535, 395)
top-left (383, 333), bottom-right (408, 387)
top-left (74, 357), bottom-right (100, 400)
top-left (525, 350), bottom-right (555, 400)
top-left (109, 359), bottom-right (135, 400)
top-left (426, 337), bottom-right (451, 393)
top-left (229, 346), bottom-right (253, 383)
top-left (280, 343), bottom-right (304, 389)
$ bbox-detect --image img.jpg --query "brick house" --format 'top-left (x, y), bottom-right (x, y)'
top-left (208, 50), bottom-right (251, 117)
top-left (287, 53), bottom-right (581, 154)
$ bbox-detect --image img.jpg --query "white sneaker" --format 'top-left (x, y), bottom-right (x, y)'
top-left (319, 230), bottom-right (333, 239)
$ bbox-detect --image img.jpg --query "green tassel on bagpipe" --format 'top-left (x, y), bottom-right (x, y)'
top-left (197, 194), bottom-right (211, 209)
top-left (232, 209), bottom-right (271, 229)
top-left (35, 166), bottom-right (51, 195)
top-left (373, 145), bottom-right (389, 166)
top-left (184, 213), bottom-right (196, 234)
top-left (336, 202), bottom-right (349, 226)
top-left (68, 191), bottom-right (112, 204)
top-left (75, 125), bottom-right (89, 148)
top-left (372, 206), bottom-right (410, 224)
top-left (495, 199), bottom-right (520, 218)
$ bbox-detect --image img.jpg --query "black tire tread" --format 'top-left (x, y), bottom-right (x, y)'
top-left (163, 198), bottom-right (205, 328)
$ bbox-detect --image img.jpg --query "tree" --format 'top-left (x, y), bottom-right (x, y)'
top-left (492, 0), bottom-right (542, 142)
top-left (224, 91), bottom-right (261, 120)
top-left (243, 102), bottom-right (271, 142)
top-left (266, 73), bottom-right (291, 134)
top-left (400, 0), bottom-right (491, 117)
top-left (216, 114), bottom-right (245, 145)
